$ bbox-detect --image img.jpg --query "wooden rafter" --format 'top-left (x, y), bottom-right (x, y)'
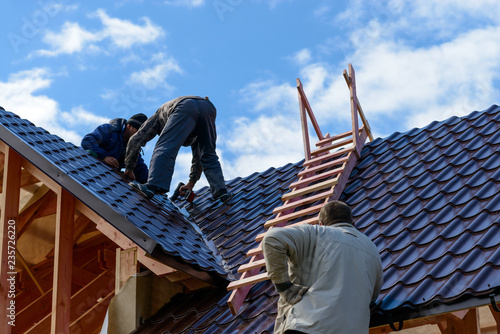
top-left (0, 147), bottom-right (22, 334)
top-left (51, 187), bottom-right (75, 334)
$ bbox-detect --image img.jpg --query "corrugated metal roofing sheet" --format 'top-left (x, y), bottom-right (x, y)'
top-left (0, 110), bottom-right (229, 279)
top-left (135, 105), bottom-right (500, 333)
top-left (341, 104), bottom-right (500, 317)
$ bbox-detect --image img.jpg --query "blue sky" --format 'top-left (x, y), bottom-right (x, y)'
top-left (2, 0), bottom-right (500, 190)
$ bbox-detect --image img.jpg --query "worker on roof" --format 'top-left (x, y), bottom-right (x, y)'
top-left (262, 201), bottom-right (383, 334)
top-left (81, 114), bottom-right (149, 183)
top-left (124, 96), bottom-right (232, 203)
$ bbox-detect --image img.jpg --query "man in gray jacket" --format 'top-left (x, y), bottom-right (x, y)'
top-left (124, 96), bottom-right (232, 202)
top-left (262, 201), bottom-right (383, 334)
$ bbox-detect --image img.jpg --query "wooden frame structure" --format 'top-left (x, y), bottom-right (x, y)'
top-left (0, 144), bottom-right (216, 333)
top-left (226, 63), bottom-right (374, 315)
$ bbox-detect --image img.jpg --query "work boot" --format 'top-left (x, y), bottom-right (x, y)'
top-left (218, 191), bottom-right (233, 204)
top-left (129, 181), bottom-right (155, 199)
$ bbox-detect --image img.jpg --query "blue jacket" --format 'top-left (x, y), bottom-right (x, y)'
top-left (81, 118), bottom-right (149, 183)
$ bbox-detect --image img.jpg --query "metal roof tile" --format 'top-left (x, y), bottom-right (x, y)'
top-left (132, 105), bottom-right (500, 332)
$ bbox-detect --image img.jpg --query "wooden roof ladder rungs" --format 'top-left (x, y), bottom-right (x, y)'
top-left (227, 63), bottom-right (374, 315)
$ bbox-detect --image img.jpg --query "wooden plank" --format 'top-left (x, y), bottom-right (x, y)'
top-left (290, 167), bottom-right (343, 189)
top-left (346, 64), bottom-right (361, 158)
top-left (343, 70), bottom-right (374, 142)
top-left (227, 253), bottom-right (263, 314)
top-left (298, 82), bottom-right (311, 160)
top-left (51, 187), bottom-right (75, 334)
top-left (16, 288), bottom-right (53, 333)
top-left (0, 147), bottom-right (22, 334)
top-left (265, 203), bottom-right (323, 228)
top-left (237, 258), bottom-right (266, 273)
top-left (255, 217), bottom-right (320, 243)
top-left (273, 190), bottom-right (332, 215)
top-left (21, 159), bottom-right (59, 192)
top-left (17, 186), bottom-right (53, 238)
top-left (95, 216), bottom-right (136, 250)
top-left (115, 247), bottom-right (138, 293)
top-left (296, 78), bottom-right (323, 140)
top-left (227, 272), bottom-right (269, 290)
top-left (281, 178), bottom-right (338, 202)
top-left (70, 291), bottom-right (113, 334)
top-left (69, 269), bottom-right (114, 324)
top-left (311, 137), bottom-right (354, 156)
top-left (246, 245), bottom-right (262, 258)
top-left (297, 155), bottom-right (350, 177)
top-left (441, 308), bottom-right (480, 334)
top-left (71, 265), bottom-right (98, 287)
top-left (137, 252), bottom-right (176, 277)
top-left (488, 304), bottom-right (500, 334)
top-left (315, 130), bottom-right (353, 146)
top-left (26, 269), bottom-right (114, 334)
top-left (303, 146), bottom-right (354, 167)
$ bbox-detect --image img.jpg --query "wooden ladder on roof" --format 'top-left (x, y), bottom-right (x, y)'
top-left (226, 64), bottom-right (374, 315)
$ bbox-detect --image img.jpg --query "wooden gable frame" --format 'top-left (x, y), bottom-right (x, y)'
top-left (0, 139), bottom-right (215, 334)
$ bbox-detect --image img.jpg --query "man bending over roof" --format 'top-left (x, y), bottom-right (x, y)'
top-left (262, 201), bottom-right (383, 334)
top-left (81, 114), bottom-right (149, 183)
top-left (124, 96), bottom-right (232, 203)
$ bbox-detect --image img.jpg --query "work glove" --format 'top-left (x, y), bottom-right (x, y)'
top-left (275, 282), bottom-right (309, 305)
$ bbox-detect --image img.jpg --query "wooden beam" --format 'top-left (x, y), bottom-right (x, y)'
top-left (296, 78), bottom-right (323, 140)
top-left (115, 247), bottom-right (138, 294)
top-left (26, 269), bottom-right (114, 334)
top-left (70, 291), bottom-right (113, 334)
top-left (0, 147), bottom-right (22, 334)
top-left (137, 252), bottom-right (176, 277)
top-left (51, 187), bottom-right (75, 334)
top-left (440, 308), bottom-right (480, 334)
top-left (343, 68), bottom-right (374, 142)
top-left (16, 287), bottom-right (53, 333)
top-left (21, 159), bottom-right (59, 192)
top-left (16, 251), bottom-right (44, 295)
top-left (489, 304), bottom-right (500, 334)
top-left (17, 185), bottom-right (53, 238)
top-left (346, 64), bottom-right (361, 158)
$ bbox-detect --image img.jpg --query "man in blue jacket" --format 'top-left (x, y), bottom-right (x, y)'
top-left (81, 114), bottom-right (149, 183)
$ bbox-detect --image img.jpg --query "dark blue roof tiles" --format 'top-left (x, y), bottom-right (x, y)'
top-left (338, 106), bottom-right (500, 316)
top-left (0, 110), bottom-right (235, 279)
top-left (485, 193), bottom-right (500, 212)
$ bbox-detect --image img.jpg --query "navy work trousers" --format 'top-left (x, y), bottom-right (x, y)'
top-left (148, 98), bottom-right (226, 198)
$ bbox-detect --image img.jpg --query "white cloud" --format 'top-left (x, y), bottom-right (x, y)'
top-left (61, 106), bottom-right (109, 127)
top-left (239, 80), bottom-right (297, 113)
top-left (221, 115), bottom-right (306, 179)
top-left (291, 48), bottom-right (312, 66)
top-left (129, 53), bottom-right (182, 89)
top-left (94, 9), bottom-right (163, 48)
top-left (36, 10), bottom-right (164, 57)
top-left (236, 2), bottom-right (500, 152)
top-left (38, 22), bottom-right (101, 56)
top-left (0, 68), bottom-right (109, 145)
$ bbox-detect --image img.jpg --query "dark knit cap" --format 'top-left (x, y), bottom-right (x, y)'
top-left (0, 106), bottom-right (5, 111)
top-left (127, 113), bottom-right (147, 129)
